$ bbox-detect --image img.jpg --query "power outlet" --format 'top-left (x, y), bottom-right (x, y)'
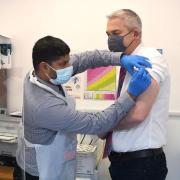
top-left (0, 108), bottom-right (7, 115)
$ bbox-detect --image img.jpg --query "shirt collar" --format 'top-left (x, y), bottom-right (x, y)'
top-left (34, 71), bottom-right (61, 94)
top-left (131, 42), bottom-right (144, 55)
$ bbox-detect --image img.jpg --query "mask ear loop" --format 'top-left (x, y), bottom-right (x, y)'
top-left (126, 38), bottom-right (135, 49)
top-left (123, 30), bottom-right (135, 50)
top-left (45, 73), bottom-right (52, 80)
top-left (45, 63), bottom-right (57, 80)
top-left (123, 30), bottom-right (133, 37)
top-left (46, 63), bottom-right (56, 72)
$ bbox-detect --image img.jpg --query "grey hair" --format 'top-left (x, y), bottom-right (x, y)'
top-left (107, 9), bottom-right (142, 32)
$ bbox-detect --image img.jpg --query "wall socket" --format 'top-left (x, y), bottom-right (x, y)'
top-left (0, 108), bottom-right (7, 115)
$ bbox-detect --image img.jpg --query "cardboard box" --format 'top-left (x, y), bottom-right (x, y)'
top-left (0, 166), bottom-right (14, 180)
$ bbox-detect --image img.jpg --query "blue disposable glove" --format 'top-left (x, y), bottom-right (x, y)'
top-left (128, 68), bottom-right (151, 97)
top-left (120, 55), bottom-right (152, 75)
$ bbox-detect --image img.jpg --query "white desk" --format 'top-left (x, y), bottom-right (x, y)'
top-left (76, 99), bottom-right (114, 112)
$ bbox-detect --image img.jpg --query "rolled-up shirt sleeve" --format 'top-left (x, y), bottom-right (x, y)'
top-left (147, 56), bottom-right (169, 84)
top-left (137, 48), bottom-right (169, 84)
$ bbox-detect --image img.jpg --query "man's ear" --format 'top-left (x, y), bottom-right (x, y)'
top-left (39, 62), bottom-right (49, 74)
top-left (133, 29), bottom-right (141, 39)
top-left (134, 31), bottom-right (139, 37)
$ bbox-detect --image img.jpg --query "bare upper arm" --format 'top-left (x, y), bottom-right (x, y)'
top-left (129, 78), bottom-right (160, 122)
top-left (113, 78), bottom-right (160, 131)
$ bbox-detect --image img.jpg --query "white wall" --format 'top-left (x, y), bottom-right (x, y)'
top-left (165, 115), bottom-right (180, 180)
top-left (1, 0), bottom-right (180, 179)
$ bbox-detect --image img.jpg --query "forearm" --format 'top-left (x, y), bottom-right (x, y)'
top-left (70, 50), bottom-right (122, 75)
top-left (113, 111), bottom-right (141, 130)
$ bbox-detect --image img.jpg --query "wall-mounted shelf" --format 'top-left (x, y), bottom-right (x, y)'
top-left (0, 35), bottom-right (12, 69)
top-left (0, 35), bottom-right (11, 39)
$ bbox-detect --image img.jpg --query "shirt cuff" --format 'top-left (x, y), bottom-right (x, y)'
top-left (147, 68), bottom-right (161, 84)
top-left (111, 52), bottom-right (123, 66)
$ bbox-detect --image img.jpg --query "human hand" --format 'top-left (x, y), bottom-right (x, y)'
top-left (127, 68), bottom-right (151, 97)
top-left (120, 55), bottom-right (152, 75)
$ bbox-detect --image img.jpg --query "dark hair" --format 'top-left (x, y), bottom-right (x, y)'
top-left (32, 36), bottom-right (70, 71)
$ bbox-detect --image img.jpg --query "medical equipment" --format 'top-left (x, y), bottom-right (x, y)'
top-left (76, 144), bottom-right (97, 175)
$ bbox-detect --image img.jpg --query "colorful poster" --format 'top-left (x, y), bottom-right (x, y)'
top-left (86, 66), bottom-right (116, 91)
top-left (85, 66), bottom-right (116, 100)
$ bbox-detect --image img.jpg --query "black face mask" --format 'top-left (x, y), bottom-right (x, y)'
top-left (108, 31), bottom-right (132, 52)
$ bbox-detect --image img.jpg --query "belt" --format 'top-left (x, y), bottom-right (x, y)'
top-left (109, 148), bottom-right (163, 162)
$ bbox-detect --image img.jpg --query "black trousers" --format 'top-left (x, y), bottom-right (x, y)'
top-left (108, 152), bottom-right (168, 180)
top-left (13, 165), bottom-right (39, 180)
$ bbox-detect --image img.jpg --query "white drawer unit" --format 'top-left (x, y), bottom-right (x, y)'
top-left (0, 115), bottom-right (20, 157)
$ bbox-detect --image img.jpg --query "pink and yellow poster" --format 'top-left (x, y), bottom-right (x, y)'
top-left (85, 66), bottom-right (116, 100)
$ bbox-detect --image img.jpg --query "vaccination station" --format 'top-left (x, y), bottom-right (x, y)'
top-left (0, 0), bottom-right (180, 180)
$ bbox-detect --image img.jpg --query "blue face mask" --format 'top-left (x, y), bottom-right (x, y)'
top-left (47, 64), bottom-right (73, 85)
